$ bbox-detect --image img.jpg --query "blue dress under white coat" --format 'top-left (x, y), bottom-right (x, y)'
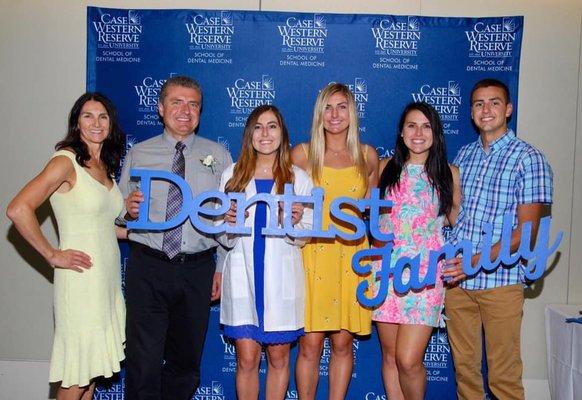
top-left (218, 165), bottom-right (313, 339)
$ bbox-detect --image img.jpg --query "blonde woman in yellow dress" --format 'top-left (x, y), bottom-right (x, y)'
top-left (291, 83), bottom-right (379, 399)
top-left (6, 93), bottom-right (126, 400)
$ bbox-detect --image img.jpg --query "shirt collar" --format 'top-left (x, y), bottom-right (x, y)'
top-left (479, 129), bottom-right (515, 154)
top-left (162, 130), bottom-right (196, 151)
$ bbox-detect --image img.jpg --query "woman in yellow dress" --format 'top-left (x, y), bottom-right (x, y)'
top-left (291, 83), bottom-right (378, 399)
top-left (6, 93), bottom-right (126, 400)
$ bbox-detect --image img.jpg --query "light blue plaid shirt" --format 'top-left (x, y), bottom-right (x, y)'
top-left (450, 129), bottom-right (553, 290)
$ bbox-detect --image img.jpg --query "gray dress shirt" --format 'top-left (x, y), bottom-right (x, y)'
top-left (118, 130), bottom-right (232, 271)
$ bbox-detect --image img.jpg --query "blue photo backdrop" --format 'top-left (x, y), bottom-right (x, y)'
top-left (87, 7), bottom-right (523, 399)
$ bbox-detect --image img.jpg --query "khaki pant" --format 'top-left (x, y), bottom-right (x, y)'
top-left (444, 284), bottom-right (525, 400)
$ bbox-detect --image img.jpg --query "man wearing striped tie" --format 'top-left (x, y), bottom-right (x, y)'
top-left (119, 75), bottom-right (232, 400)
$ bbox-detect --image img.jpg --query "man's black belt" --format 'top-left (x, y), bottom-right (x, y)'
top-left (135, 242), bottom-right (216, 264)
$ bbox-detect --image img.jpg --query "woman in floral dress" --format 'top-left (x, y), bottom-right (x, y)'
top-left (372, 102), bottom-right (460, 400)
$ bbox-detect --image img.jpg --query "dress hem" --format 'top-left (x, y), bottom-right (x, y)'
top-left (49, 355), bottom-right (125, 388)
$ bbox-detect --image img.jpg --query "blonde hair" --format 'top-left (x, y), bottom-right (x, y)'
top-left (307, 83), bottom-right (368, 191)
top-left (225, 105), bottom-right (294, 194)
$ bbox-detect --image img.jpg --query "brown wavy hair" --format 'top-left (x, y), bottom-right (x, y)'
top-left (225, 105), bottom-right (294, 194)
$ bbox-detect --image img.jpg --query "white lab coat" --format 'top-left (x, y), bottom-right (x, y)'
top-left (218, 164), bottom-right (313, 331)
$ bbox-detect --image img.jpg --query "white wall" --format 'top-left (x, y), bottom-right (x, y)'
top-left (1, 0), bottom-right (580, 397)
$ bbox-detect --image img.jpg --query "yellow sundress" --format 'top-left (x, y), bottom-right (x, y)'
top-left (302, 164), bottom-right (371, 334)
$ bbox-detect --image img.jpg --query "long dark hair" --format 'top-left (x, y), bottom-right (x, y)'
top-left (225, 104), bottom-right (294, 194)
top-left (55, 92), bottom-right (125, 177)
top-left (379, 102), bottom-right (453, 216)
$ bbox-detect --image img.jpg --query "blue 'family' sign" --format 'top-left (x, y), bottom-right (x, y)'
top-left (128, 169), bottom-right (563, 308)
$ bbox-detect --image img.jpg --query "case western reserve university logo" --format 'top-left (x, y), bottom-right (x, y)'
top-left (278, 14), bottom-right (327, 53)
top-left (423, 330), bottom-right (451, 382)
top-left (193, 380), bottom-right (226, 400)
top-left (412, 81), bottom-right (461, 133)
top-left (226, 75), bottom-right (276, 117)
top-left (93, 10), bottom-right (142, 50)
top-left (371, 17), bottom-right (420, 70)
top-left (465, 18), bottom-right (517, 72)
top-left (371, 17), bottom-right (420, 56)
top-left (278, 14), bottom-right (327, 68)
top-left (185, 11), bottom-right (235, 66)
top-left (186, 11), bottom-right (234, 51)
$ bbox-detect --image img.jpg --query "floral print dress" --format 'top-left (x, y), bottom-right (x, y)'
top-left (371, 164), bottom-right (445, 327)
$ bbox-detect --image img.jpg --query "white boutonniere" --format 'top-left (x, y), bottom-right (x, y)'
top-left (200, 154), bottom-right (217, 174)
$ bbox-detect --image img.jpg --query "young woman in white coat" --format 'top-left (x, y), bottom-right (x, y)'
top-left (218, 104), bottom-right (313, 400)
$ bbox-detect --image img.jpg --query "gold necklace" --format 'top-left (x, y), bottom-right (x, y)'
top-left (327, 147), bottom-right (347, 156)
top-left (257, 165), bottom-right (271, 174)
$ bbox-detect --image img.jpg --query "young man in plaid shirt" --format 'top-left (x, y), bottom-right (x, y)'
top-left (442, 78), bottom-right (553, 400)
